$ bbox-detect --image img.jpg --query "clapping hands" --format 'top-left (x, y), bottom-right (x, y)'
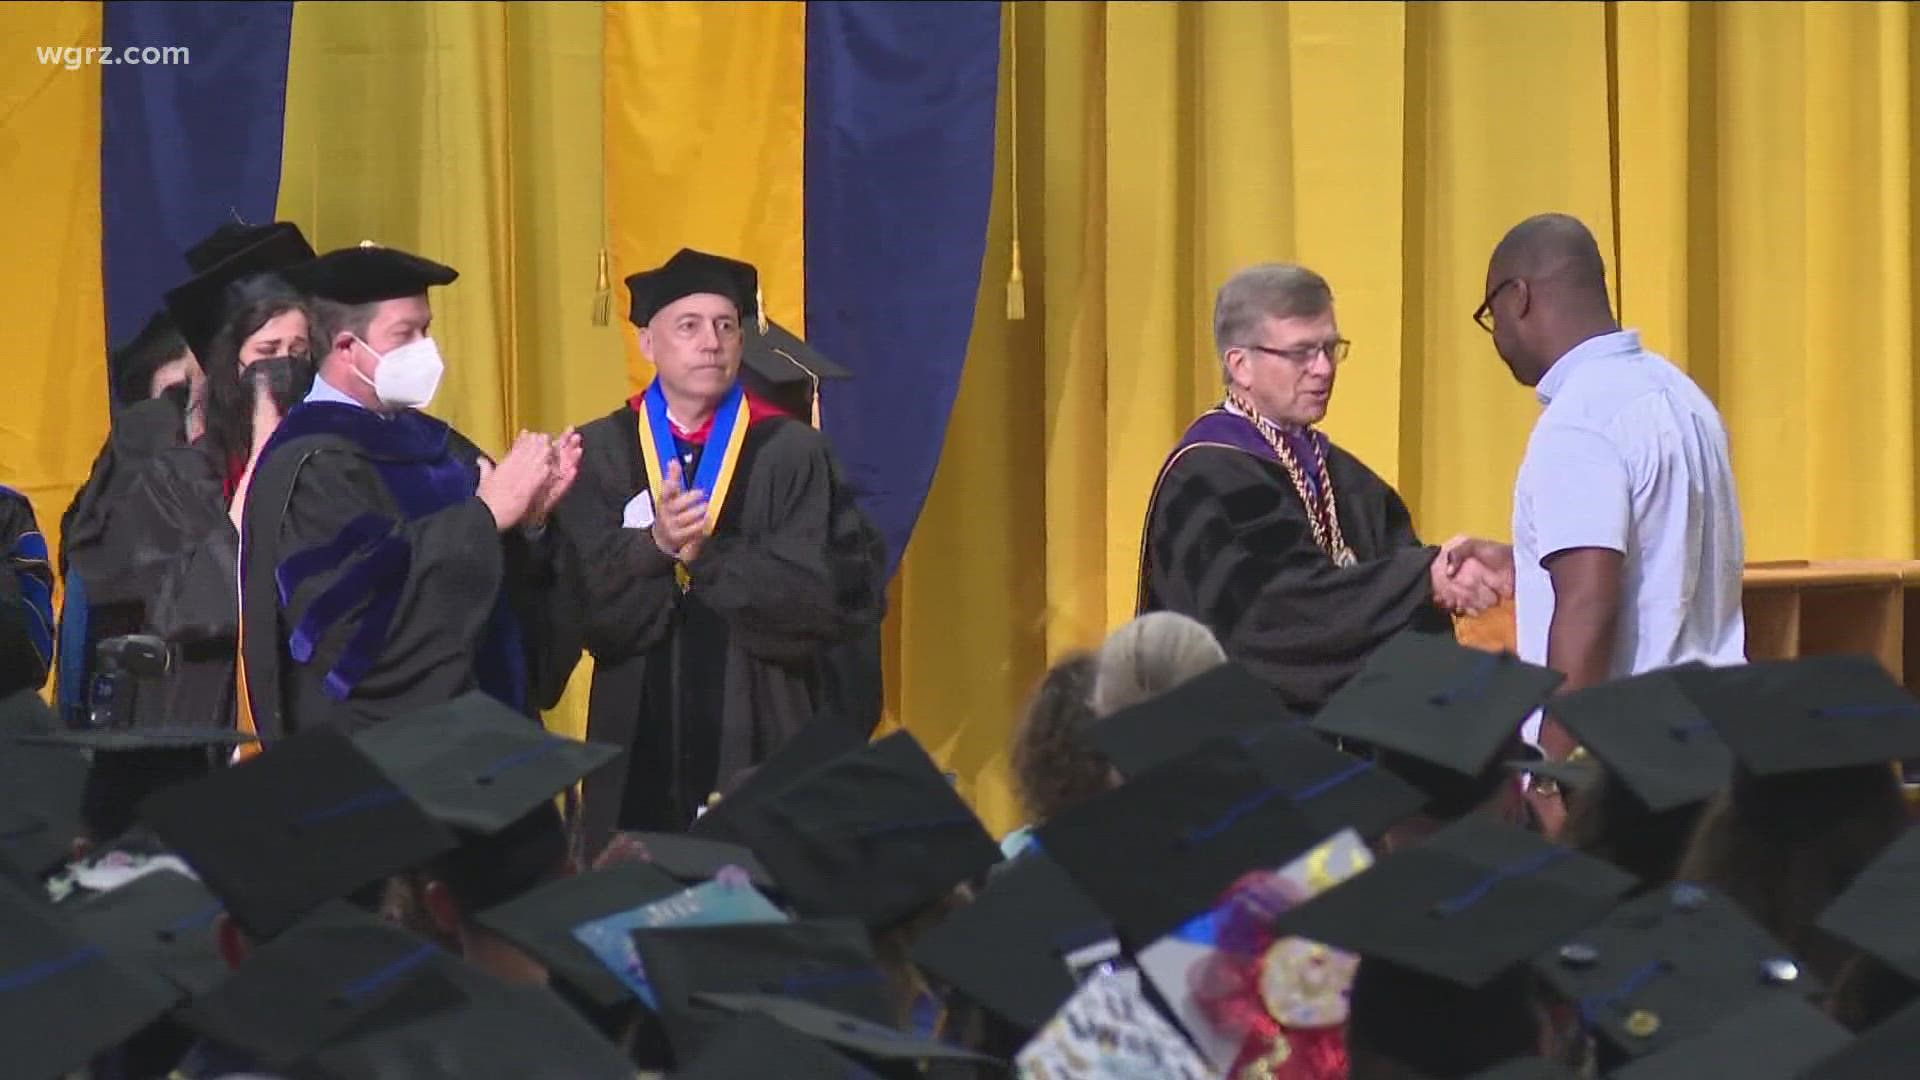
top-left (650, 459), bottom-right (710, 562)
top-left (477, 428), bottom-right (583, 532)
top-left (1431, 535), bottom-right (1515, 617)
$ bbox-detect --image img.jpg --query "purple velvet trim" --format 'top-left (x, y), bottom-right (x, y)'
top-left (275, 513), bottom-right (391, 609)
top-left (321, 535), bottom-right (414, 702)
top-left (1175, 410), bottom-right (1278, 463)
top-left (288, 531), bottom-right (411, 665)
top-left (258, 401), bottom-right (452, 474)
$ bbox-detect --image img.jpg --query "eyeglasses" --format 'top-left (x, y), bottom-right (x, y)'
top-left (1474, 279), bottom-right (1519, 333)
top-left (1243, 339), bottom-right (1351, 367)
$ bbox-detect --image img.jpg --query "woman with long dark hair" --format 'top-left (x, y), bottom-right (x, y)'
top-left (65, 226), bottom-right (315, 741)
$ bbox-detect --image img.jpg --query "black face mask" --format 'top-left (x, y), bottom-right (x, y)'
top-left (243, 354), bottom-right (316, 414)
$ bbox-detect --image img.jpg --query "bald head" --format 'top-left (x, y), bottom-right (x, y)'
top-left (1481, 213), bottom-right (1620, 386)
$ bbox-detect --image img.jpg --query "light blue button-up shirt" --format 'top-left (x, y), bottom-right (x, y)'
top-left (305, 372), bottom-right (364, 409)
top-left (1513, 330), bottom-right (1747, 741)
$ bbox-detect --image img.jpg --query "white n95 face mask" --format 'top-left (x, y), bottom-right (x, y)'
top-left (354, 335), bottom-right (445, 410)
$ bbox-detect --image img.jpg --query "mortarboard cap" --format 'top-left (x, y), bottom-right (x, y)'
top-left (909, 851), bottom-right (1110, 1033)
top-left (65, 867), bottom-right (229, 996)
top-left (1310, 631), bottom-right (1564, 778)
top-left (689, 718), bottom-right (868, 844)
top-left (1088, 660), bottom-right (1296, 777)
top-left (184, 220), bottom-right (306, 274)
top-left (1536, 666), bottom-right (1734, 812)
top-left (162, 221), bottom-right (317, 359)
top-left (1468, 1060), bottom-right (1580, 1080)
top-left (349, 692), bottom-right (621, 835)
top-left (743, 318), bottom-right (852, 388)
top-left (723, 731), bottom-right (1002, 927)
top-left (1531, 881), bottom-right (1821, 1060)
top-left (0, 875), bottom-right (183, 1080)
top-left (140, 731), bottom-right (459, 940)
top-left (633, 918), bottom-right (895, 1060)
top-left (0, 685), bottom-right (57, 738)
top-left (1238, 722), bottom-right (1429, 840)
top-left (472, 861), bottom-right (685, 1008)
top-left (607, 831), bottom-right (778, 893)
top-left (625, 247), bottom-right (759, 328)
top-left (0, 732), bottom-right (89, 877)
top-left (673, 1012), bottom-right (882, 1080)
top-left (1692, 654), bottom-right (1920, 776)
top-left (289, 241), bottom-right (459, 307)
top-left (1789, 994), bottom-right (1920, 1079)
top-left (1035, 737), bottom-right (1331, 946)
top-left (1815, 825), bottom-right (1920, 984)
top-left (1271, 815), bottom-right (1637, 989)
top-left (691, 992), bottom-right (1005, 1077)
top-left (1606, 993), bottom-right (1853, 1080)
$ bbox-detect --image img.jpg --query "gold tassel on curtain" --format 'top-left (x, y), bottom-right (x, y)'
top-left (592, 247), bottom-right (611, 326)
top-left (1004, 2), bottom-right (1026, 321)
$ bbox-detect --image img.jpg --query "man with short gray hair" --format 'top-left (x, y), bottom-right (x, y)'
top-left (1135, 263), bottom-right (1510, 714)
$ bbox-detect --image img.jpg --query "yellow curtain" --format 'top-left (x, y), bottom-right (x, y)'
top-left (277, 0), bottom-right (623, 739)
top-left (602, 0), bottom-right (808, 385)
top-left (911, 0), bottom-right (1918, 838)
top-left (0, 2), bottom-right (109, 645)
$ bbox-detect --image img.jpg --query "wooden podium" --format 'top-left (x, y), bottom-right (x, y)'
top-left (1455, 560), bottom-right (1920, 691)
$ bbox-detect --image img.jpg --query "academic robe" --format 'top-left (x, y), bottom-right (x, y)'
top-left (56, 395), bottom-right (190, 724)
top-left (1137, 408), bottom-right (1453, 715)
top-left (553, 399), bottom-right (886, 854)
top-left (237, 402), bottom-right (579, 744)
top-left (61, 441), bottom-right (241, 732)
top-left (0, 486), bottom-right (54, 698)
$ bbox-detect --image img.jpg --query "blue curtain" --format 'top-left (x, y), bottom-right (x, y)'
top-left (804, 0), bottom-right (1002, 581)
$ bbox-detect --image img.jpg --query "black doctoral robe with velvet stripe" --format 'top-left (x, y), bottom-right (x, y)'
top-left (1137, 433), bottom-right (1453, 716)
top-left (237, 402), bottom-right (579, 745)
top-left (552, 403), bottom-right (886, 857)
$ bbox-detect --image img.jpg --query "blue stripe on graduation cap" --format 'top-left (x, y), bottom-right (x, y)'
top-left (856, 813), bottom-right (977, 840)
top-left (0, 945), bottom-right (103, 993)
top-left (1577, 958), bottom-right (1671, 1030)
top-left (1428, 847), bottom-right (1572, 918)
top-left (1180, 759), bottom-right (1376, 847)
top-left (1810, 703), bottom-right (1920, 720)
top-left (291, 786), bottom-right (409, 830)
top-left (336, 944), bottom-right (438, 1005)
top-left (642, 379), bottom-right (745, 502)
top-left (1428, 652), bottom-right (1500, 708)
top-left (475, 737), bottom-right (571, 786)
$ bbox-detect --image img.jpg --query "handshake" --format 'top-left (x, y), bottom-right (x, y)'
top-left (1430, 536), bottom-right (1515, 618)
top-left (476, 428), bottom-right (585, 532)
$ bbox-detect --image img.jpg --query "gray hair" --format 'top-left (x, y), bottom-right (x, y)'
top-left (1212, 263), bottom-right (1335, 379)
top-left (309, 297), bottom-right (379, 356)
top-left (1091, 611), bottom-right (1229, 717)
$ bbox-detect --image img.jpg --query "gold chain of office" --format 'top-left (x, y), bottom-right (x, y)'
top-left (1223, 391), bottom-right (1357, 568)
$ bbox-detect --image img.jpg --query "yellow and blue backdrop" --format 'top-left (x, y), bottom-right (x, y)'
top-left (7, 1), bottom-right (1920, 836)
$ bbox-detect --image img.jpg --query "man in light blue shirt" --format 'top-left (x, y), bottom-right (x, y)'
top-left (1450, 214), bottom-right (1746, 760)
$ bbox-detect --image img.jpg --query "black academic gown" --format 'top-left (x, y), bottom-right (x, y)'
top-left (1137, 419), bottom-right (1453, 716)
top-left (237, 401), bottom-right (579, 743)
top-left (56, 395), bottom-right (190, 723)
top-left (61, 441), bottom-right (241, 732)
top-left (554, 403), bottom-right (886, 854)
top-left (0, 487), bottom-right (53, 698)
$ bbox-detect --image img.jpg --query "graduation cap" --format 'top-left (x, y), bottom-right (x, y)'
top-left (162, 221), bottom-right (317, 359)
top-left (741, 319), bottom-right (853, 424)
top-left (472, 861), bottom-right (686, 1008)
top-left (689, 717), bottom-right (868, 844)
top-left (349, 692), bottom-right (621, 835)
top-left (624, 247), bottom-right (759, 328)
top-left (1605, 993), bottom-right (1853, 1080)
top-left (1270, 815), bottom-right (1637, 990)
top-left (1034, 735), bottom-right (1332, 946)
top-left (1310, 631), bottom-right (1564, 780)
top-left (672, 1012), bottom-right (883, 1080)
top-left (140, 731), bottom-right (459, 940)
top-left (691, 992), bottom-right (1005, 1078)
top-left (1815, 825), bottom-right (1920, 984)
top-left (605, 831), bottom-right (779, 893)
top-left (1528, 666), bottom-right (1733, 812)
top-left (633, 919), bottom-right (896, 1060)
top-left (1790, 994), bottom-right (1920, 1079)
top-left (184, 220), bottom-right (309, 274)
top-left (289, 241), bottom-right (459, 307)
top-left (1532, 881), bottom-right (1822, 1060)
top-left (1467, 1060), bottom-right (1581, 1080)
top-left (1088, 660), bottom-right (1296, 777)
top-left (1691, 654), bottom-right (1920, 776)
top-left (64, 867), bottom-right (229, 996)
top-left (0, 874), bottom-right (183, 1080)
top-left (1238, 722), bottom-right (1429, 841)
top-left (909, 851), bottom-right (1110, 1033)
top-left (722, 731), bottom-right (1002, 927)
top-left (0, 729), bottom-right (90, 878)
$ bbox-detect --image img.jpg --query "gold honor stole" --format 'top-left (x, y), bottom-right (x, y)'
top-left (636, 380), bottom-right (751, 590)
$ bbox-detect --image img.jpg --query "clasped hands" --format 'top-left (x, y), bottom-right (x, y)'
top-left (477, 428), bottom-right (583, 532)
top-left (1431, 535), bottom-right (1515, 618)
